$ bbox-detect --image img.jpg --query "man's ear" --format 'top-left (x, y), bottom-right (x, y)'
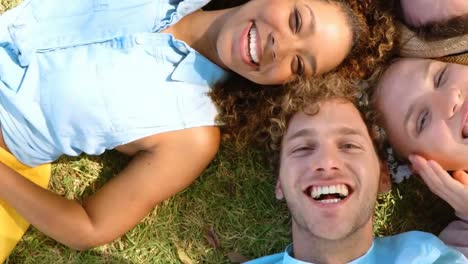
top-left (378, 161), bottom-right (391, 193)
top-left (275, 179), bottom-right (284, 200)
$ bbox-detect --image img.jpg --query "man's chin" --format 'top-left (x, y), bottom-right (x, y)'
top-left (293, 219), bottom-right (353, 241)
top-left (311, 226), bottom-right (354, 241)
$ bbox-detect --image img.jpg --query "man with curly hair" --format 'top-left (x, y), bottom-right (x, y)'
top-left (245, 96), bottom-right (467, 263)
top-left (400, 0), bottom-right (468, 35)
top-left (398, 0), bottom-right (468, 64)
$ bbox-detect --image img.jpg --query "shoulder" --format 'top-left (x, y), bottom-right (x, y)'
top-left (375, 231), bottom-right (445, 249)
top-left (375, 231), bottom-right (467, 262)
top-left (244, 252), bottom-right (284, 264)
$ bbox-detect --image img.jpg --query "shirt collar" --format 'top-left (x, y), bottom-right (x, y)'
top-left (169, 38), bottom-right (229, 87)
top-left (283, 241), bottom-right (375, 264)
top-left (176, 0), bottom-right (212, 17)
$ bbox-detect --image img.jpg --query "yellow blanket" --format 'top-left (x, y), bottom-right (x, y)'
top-left (0, 148), bottom-right (51, 263)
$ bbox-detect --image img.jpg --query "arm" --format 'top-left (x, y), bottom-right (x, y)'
top-left (0, 126), bottom-right (220, 250)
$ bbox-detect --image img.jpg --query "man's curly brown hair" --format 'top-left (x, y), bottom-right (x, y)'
top-left (256, 73), bottom-right (388, 174)
top-left (210, 0), bottom-right (397, 147)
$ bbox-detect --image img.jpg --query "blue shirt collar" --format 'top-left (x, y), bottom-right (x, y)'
top-left (283, 242), bottom-right (375, 264)
top-left (167, 35), bottom-right (229, 87)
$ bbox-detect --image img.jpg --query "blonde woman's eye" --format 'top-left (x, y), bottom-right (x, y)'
top-left (435, 66), bottom-right (448, 88)
top-left (417, 110), bottom-right (430, 134)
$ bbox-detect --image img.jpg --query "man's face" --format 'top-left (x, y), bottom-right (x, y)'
top-left (276, 99), bottom-right (386, 240)
top-left (401, 0), bottom-right (468, 27)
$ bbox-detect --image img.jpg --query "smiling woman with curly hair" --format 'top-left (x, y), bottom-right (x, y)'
top-left (211, 0), bottom-right (398, 147)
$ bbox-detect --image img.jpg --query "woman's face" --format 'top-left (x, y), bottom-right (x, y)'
top-left (375, 58), bottom-right (468, 171)
top-left (216, 0), bottom-right (353, 85)
top-left (401, 0), bottom-right (468, 26)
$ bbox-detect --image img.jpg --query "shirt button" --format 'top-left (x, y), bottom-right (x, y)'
top-left (135, 35), bottom-right (144, 45)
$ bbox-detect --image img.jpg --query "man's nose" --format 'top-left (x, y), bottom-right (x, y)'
top-left (312, 146), bottom-right (341, 172)
top-left (434, 88), bottom-right (462, 119)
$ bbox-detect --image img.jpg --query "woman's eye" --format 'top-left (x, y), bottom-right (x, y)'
top-left (435, 66), bottom-right (448, 88)
top-left (290, 8), bottom-right (302, 33)
top-left (293, 56), bottom-right (304, 76)
top-left (417, 110), bottom-right (430, 134)
top-left (294, 8), bottom-right (302, 33)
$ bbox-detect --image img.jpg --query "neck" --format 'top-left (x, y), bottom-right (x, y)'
top-left (164, 7), bottom-right (236, 68)
top-left (291, 220), bottom-right (373, 264)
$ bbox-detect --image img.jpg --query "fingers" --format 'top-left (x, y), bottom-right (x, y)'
top-left (409, 154), bottom-right (468, 214)
top-left (409, 155), bottom-right (443, 193)
top-left (409, 154), bottom-right (463, 192)
top-left (453, 170), bottom-right (468, 186)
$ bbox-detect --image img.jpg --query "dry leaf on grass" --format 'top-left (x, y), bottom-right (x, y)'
top-left (227, 251), bottom-right (250, 263)
top-left (175, 244), bottom-right (194, 264)
top-left (205, 225), bottom-right (221, 249)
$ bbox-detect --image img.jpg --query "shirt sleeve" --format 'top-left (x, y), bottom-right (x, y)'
top-left (439, 212), bottom-right (468, 257)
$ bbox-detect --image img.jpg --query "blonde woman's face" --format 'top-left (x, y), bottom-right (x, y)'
top-left (376, 58), bottom-right (468, 171)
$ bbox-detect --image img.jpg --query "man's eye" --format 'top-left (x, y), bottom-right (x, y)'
top-left (417, 110), bottom-right (430, 134)
top-left (340, 143), bottom-right (362, 151)
top-left (292, 144), bottom-right (315, 154)
top-left (293, 146), bottom-right (309, 152)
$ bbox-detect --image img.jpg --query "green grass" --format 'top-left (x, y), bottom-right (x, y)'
top-left (0, 1), bottom-right (457, 263)
top-left (5, 143), bottom-right (456, 264)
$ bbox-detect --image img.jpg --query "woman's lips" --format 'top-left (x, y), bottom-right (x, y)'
top-left (240, 21), bottom-right (259, 69)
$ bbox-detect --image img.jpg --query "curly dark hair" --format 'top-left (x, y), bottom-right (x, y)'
top-left (210, 0), bottom-right (398, 147)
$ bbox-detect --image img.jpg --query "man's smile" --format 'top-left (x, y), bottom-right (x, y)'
top-left (303, 183), bottom-right (354, 207)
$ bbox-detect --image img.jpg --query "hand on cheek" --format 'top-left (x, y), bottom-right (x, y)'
top-left (409, 154), bottom-right (468, 216)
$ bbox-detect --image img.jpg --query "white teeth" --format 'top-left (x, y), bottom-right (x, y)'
top-left (318, 199), bottom-right (340, 204)
top-left (323, 186), bottom-right (329, 194)
top-left (248, 25), bottom-right (259, 64)
top-left (310, 184), bottom-right (349, 200)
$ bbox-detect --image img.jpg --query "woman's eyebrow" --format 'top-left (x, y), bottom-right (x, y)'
top-left (404, 102), bottom-right (416, 136)
top-left (308, 55), bottom-right (317, 76)
top-left (423, 60), bottom-right (433, 80)
top-left (303, 4), bottom-right (317, 75)
top-left (304, 4), bottom-right (316, 34)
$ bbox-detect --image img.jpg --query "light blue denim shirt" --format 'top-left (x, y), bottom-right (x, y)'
top-left (0, 0), bottom-right (228, 166)
top-left (245, 231), bottom-right (468, 264)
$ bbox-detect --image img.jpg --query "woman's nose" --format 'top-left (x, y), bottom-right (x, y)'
top-left (265, 32), bottom-right (295, 63)
top-left (264, 33), bottom-right (277, 63)
top-left (434, 88), bottom-right (462, 119)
